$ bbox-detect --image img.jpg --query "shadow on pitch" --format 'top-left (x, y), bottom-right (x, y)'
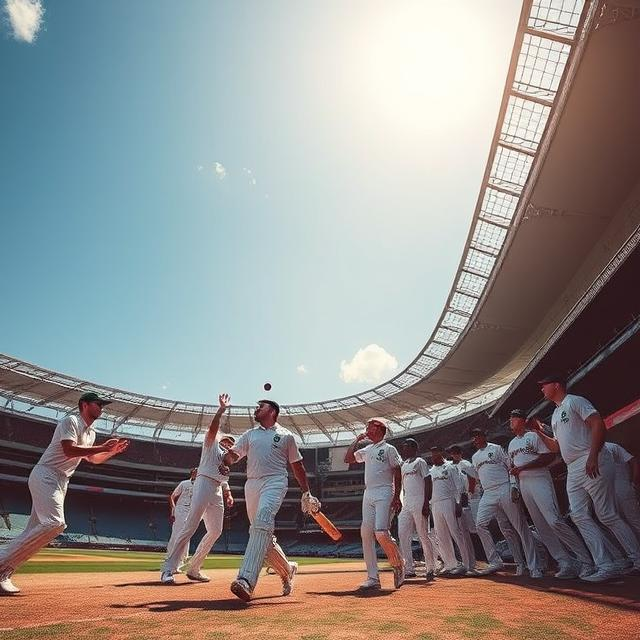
top-left (477, 572), bottom-right (640, 612)
top-left (111, 596), bottom-right (299, 612)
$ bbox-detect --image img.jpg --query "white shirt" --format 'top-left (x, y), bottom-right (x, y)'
top-left (453, 459), bottom-right (481, 497)
top-left (354, 441), bottom-right (402, 491)
top-left (172, 479), bottom-right (194, 510)
top-left (232, 424), bottom-right (302, 479)
top-left (401, 457), bottom-right (430, 503)
top-left (429, 461), bottom-right (462, 503)
top-left (197, 434), bottom-right (229, 484)
top-left (605, 442), bottom-right (633, 492)
top-left (508, 432), bottom-right (551, 479)
top-left (37, 414), bottom-right (96, 478)
top-left (471, 443), bottom-right (513, 491)
top-left (551, 394), bottom-right (599, 465)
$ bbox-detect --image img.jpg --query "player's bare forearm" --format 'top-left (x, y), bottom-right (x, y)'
top-left (585, 415), bottom-right (606, 457)
top-left (222, 450), bottom-right (240, 467)
top-left (516, 452), bottom-right (556, 472)
top-left (206, 393), bottom-right (231, 442)
top-left (532, 421), bottom-right (560, 453)
top-left (63, 438), bottom-right (128, 461)
top-left (344, 433), bottom-right (367, 464)
top-left (468, 476), bottom-right (477, 495)
top-left (290, 460), bottom-right (310, 494)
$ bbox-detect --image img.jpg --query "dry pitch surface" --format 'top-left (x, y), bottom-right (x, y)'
top-left (1, 553), bottom-right (640, 640)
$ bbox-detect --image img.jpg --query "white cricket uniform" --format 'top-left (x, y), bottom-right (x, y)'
top-left (232, 424), bottom-right (302, 589)
top-left (605, 442), bottom-right (640, 543)
top-left (163, 433), bottom-right (230, 574)
top-left (398, 457), bottom-right (436, 573)
top-left (454, 458), bottom-right (482, 534)
top-left (165, 479), bottom-right (193, 567)
top-left (508, 432), bottom-right (591, 567)
top-left (471, 443), bottom-right (541, 570)
top-left (0, 414), bottom-right (95, 580)
top-left (552, 395), bottom-right (640, 567)
top-left (355, 441), bottom-right (404, 580)
top-left (429, 462), bottom-right (475, 571)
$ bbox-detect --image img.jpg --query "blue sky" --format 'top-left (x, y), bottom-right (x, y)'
top-left (1, 0), bottom-right (521, 406)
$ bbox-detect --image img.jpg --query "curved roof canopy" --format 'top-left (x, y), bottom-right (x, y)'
top-left (3, 0), bottom-right (639, 445)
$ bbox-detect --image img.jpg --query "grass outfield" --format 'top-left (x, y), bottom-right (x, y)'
top-left (16, 547), bottom-right (352, 574)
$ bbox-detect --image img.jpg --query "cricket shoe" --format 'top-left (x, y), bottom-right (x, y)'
top-left (581, 565), bottom-right (620, 583)
top-left (0, 577), bottom-right (20, 595)
top-left (529, 569), bottom-right (544, 579)
top-left (554, 563), bottom-right (579, 579)
top-left (404, 571), bottom-right (417, 579)
top-left (479, 562), bottom-right (503, 576)
top-left (160, 570), bottom-right (175, 585)
top-left (282, 562), bottom-right (298, 596)
top-left (448, 565), bottom-right (467, 577)
top-left (611, 559), bottom-right (634, 576)
top-left (578, 563), bottom-right (596, 580)
top-left (186, 571), bottom-right (210, 582)
top-left (230, 577), bottom-right (253, 602)
top-left (515, 565), bottom-right (526, 577)
top-left (358, 577), bottom-right (381, 591)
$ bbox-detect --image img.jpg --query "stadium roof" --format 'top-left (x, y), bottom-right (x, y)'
top-left (2, 0), bottom-right (640, 446)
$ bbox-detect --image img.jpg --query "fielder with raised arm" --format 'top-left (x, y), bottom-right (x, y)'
top-left (344, 418), bottom-right (405, 591)
top-left (531, 374), bottom-right (640, 580)
top-left (220, 398), bottom-right (319, 602)
top-left (508, 409), bottom-right (593, 579)
top-left (161, 394), bottom-right (235, 584)
top-left (397, 438), bottom-right (436, 581)
top-left (0, 392), bottom-right (129, 595)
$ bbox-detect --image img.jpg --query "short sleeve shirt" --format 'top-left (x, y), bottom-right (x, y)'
top-left (454, 459), bottom-right (481, 496)
top-left (605, 442), bottom-right (633, 488)
top-left (508, 432), bottom-right (551, 478)
top-left (172, 479), bottom-right (194, 509)
top-left (197, 434), bottom-right (229, 483)
top-left (231, 424), bottom-right (302, 479)
top-left (429, 462), bottom-right (461, 503)
top-left (37, 414), bottom-right (96, 478)
top-left (401, 457), bottom-right (430, 502)
top-left (471, 443), bottom-right (511, 491)
top-left (354, 441), bottom-right (402, 490)
top-left (551, 394), bottom-right (599, 464)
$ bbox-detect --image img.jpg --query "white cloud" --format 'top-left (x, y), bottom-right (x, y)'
top-left (339, 344), bottom-right (398, 384)
top-left (213, 162), bottom-right (226, 179)
top-left (4, 0), bottom-right (44, 43)
top-left (296, 364), bottom-right (308, 375)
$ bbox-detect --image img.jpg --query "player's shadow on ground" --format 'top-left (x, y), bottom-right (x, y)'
top-left (111, 596), bottom-right (299, 612)
top-left (480, 572), bottom-right (640, 612)
top-left (113, 581), bottom-right (201, 587)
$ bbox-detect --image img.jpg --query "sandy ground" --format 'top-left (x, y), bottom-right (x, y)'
top-left (2, 564), bottom-right (640, 640)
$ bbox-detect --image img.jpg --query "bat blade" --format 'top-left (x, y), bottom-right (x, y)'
top-left (311, 510), bottom-right (343, 542)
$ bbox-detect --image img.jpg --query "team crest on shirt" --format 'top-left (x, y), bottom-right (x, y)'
top-left (272, 434), bottom-right (281, 449)
top-left (488, 452), bottom-right (493, 458)
top-left (376, 448), bottom-right (386, 462)
top-left (560, 410), bottom-right (569, 423)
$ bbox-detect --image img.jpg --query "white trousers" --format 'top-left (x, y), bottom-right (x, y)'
top-left (476, 484), bottom-right (541, 570)
top-left (163, 475), bottom-right (224, 574)
top-left (615, 482), bottom-right (640, 545)
top-left (431, 499), bottom-right (474, 570)
top-left (165, 505), bottom-right (190, 567)
top-left (519, 472), bottom-right (592, 566)
top-left (0, 465), bottom-right (68, 578)
top-left (397, 501), bottom-right (436, 573)
top-left (567, 451), bottom-right (640, 566)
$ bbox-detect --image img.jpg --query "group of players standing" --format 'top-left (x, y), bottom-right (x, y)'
top-left (343, 372), bottom-right (640, 590)
top-left (1, 372), bottom-right (639, 599)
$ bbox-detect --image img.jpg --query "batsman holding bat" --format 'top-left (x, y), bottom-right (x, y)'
top-left (219, 398), bottom-right (320, 602)
top-left (344, 418), bottom-right (405, 591)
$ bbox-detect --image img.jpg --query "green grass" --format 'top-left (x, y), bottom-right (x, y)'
top-left (15, 548), bottom-right (352, 574)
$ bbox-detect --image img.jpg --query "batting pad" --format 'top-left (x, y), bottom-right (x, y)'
top-left (0, 522), bottom-right (64, 574)
top-left (375, 530), bottom-right (403, 568)
top-left (266, 535), bottom-right (291, 579)
top-left (239, 520), bottom-right (273, 588)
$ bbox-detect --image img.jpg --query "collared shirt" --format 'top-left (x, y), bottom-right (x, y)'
top-left (231, 423), bottom-right (302, 479)
top-left (508, 432), bottom-right (551, 478)
top-left (453, 458), bottom-right (482, 497)
top-left (197, 434), bottom-right (229, 484)
top-left (551, 394), bottom-right (599, 465)
top-left (37, 414), bottom-right (96, 478)
top-left (401, 457), bottom-right (430, 503)
top-left (471, 443), bottom-right (513, 491)
top-left (354, 441), bottom-right (402, 490)
top-left (429, 461), bottom-right (462, 503)
top-left (172, 479), bottom-right (194, 509)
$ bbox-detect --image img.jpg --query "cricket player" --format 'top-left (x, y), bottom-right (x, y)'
top-left (161, 394), bottom-right (235, 584)
top-left (220, 399), bottom-right (319, 602)
top-left (165, 468), bottom-right (197, 573)
top-left (507, 409), bottom-right (593, 579)
top-left (470, 428), bottom-right (543, 577)
top-left (604, 442), bottom-right (640, 542)
top-left (0, 392), bottom-right (129, 595)
top-left (531, 375), bottom-right (640, 581)
top-left (397, 438), bottom-right (436, 580)
top-left (344, 418), bottom-right (405, 591)
top-left (449, 445), bottom-right (481, 535)
top-left (429, 445), bottom-right (475, 576)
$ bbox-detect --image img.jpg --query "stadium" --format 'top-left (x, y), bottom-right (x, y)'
top-left (2, 1), bottom-right (640, 638)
